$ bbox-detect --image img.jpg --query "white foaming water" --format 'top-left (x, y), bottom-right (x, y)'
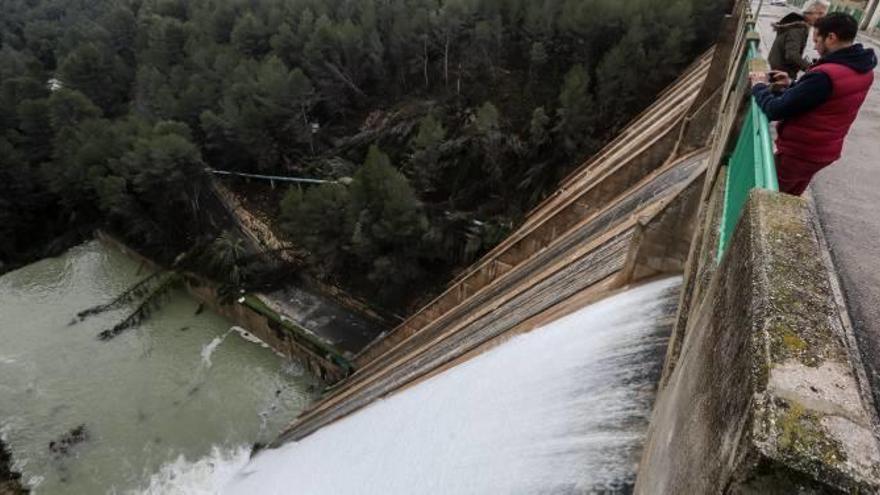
top-left (131, 446), bottom-right (252, 495)
top-left (200, 329), bottom-right (235, 367)
top-left (144, 277), bottom-right (680, 494)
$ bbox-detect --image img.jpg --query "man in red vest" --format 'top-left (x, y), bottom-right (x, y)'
top-left (749, 13), bottom-right (876, 195)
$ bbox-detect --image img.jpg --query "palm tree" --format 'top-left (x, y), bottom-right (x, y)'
top-left (206, 231), bottom-right (248, 286)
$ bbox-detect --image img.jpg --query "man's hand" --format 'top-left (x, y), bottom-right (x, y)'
top-left (768, 70), bottom-right (792, 89)
top-left (749, 71), bottom-right (770, 87)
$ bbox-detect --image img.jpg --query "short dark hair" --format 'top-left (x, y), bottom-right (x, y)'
top-left (815, 13), bottom-right (859, 42)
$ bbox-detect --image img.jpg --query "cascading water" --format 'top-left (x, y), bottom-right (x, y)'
top-left (144, 276), bottom-right (680, 494)
top-left (0, 242), bottom-right (319, 494)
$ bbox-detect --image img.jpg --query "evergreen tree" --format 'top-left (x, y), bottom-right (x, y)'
top-left (280, 184), bottom-right (353, 275)
top-left (231, 13), bottom-right (270, 57)
top-left (556, 63), bottom-right (597, 153)
top-left (349, 145), bottom-right (427, 295)
top-left (47, 88), bottom-right (102, 130)
top-left (57, 42), bottom-right (131, 115)
top-left (529, 106), bottom-right (550, 147)
top-left (411, 112), bottom-right (448, 192)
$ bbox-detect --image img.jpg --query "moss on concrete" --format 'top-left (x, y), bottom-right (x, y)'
top-left (752, 192), bottom-right (875, 490)
top-left (758, 193), bottom-right (845, 369)
top-left (776, 401), bottom-right (846, 466)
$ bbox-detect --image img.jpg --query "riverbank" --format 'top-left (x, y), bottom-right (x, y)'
top-left (0, 440), bottom-right (26, 495)
top-left (96, 231), bottom-right (384, 383)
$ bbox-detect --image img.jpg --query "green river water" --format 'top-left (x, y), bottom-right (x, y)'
top-left (0, 241), bottom-right (317, 494)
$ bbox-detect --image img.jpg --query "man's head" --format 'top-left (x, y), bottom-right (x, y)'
top-left (803, 1), bottom-right (828, 25)
top-left (813, 13), bottom-right (859, 56)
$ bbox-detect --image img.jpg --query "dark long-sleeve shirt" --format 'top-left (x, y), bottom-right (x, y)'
top-left (751, 71), bottom-right (832, 121)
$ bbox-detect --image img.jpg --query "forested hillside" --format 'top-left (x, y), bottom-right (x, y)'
top-left (0, 0), bottom-right (724, 308)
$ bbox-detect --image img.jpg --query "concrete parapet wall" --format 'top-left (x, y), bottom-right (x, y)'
top-left (636, 190), bottom-right (880, 493)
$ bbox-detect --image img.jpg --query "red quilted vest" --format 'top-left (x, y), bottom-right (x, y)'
top-left (777, 62), bottom-right (874, 163)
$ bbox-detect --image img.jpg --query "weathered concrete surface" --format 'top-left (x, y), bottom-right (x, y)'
top-left (262, 285), bottom-right (383, 357)
top-left (758, 0), bottom-right (880, 414)
top-left (804, 31), bottom-right (880, 412)
top-left (627, 170), bottom-right (705, 287)
top-left (636, 190), bottom-right (880, 494)
top-left (661, 165), bottom-right (728, 387)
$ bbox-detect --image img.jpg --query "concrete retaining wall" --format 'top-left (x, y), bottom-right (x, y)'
top-left (184, 281), bottom-right (349, 383)
top-left (96, 232), bottom-right (348, 383)
top-left (636, 190), bottom-right (880, 493)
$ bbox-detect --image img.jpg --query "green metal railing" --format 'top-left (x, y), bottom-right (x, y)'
top-left (829, 1), bottom-right (867, 21)
top-left (717, 20), bottom-right (779, 259)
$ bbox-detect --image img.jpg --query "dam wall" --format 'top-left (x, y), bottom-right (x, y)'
top-left (276, 42), bottom-right (724, 442)
top-left (636, 1), bottom-right (880, 490)
top-left (636, 190), bottom-right (880, 492)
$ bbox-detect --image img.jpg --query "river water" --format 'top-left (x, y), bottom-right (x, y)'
top-left (154, 277), bottom-right (680, 493)
top-left (0, 241), bottom-right (318, 494)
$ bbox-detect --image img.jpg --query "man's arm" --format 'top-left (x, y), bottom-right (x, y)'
top-left (783, 31), bottom-right (811, 71)
top-left (751, 71), bottom-right (832, 121)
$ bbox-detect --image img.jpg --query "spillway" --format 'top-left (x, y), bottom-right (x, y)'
top-left (143, 277), bottom-right (680, 493)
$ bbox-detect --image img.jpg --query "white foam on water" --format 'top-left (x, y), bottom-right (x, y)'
top-left (129, 446), bottom-right (251, 495)
top-left (280, 360), bottom-right (305, 378)
top-left (200, 329), bottom-right (235, 367)
top-left (25, 474), bottom-right (44, 490)
top-left (142, 277), bottom-right (680, 494)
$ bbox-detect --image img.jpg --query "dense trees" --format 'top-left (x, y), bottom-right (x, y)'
top-left (0, 0), bottom-right (725, 307)
top-left (281, 145), bottom-right (428, 302)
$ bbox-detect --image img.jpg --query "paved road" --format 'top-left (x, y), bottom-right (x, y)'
top-left (757, 5), bottom-right (880, 405)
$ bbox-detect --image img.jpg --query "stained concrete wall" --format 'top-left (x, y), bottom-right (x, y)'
top-left (636, 190), bottom-right (880, 493)
top-left (184, 282), bottom-right (349, 383)
top-left (96, 231), bottom-right (348, 383)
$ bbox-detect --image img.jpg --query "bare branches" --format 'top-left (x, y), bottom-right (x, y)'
top-left (73, 271), bottom-right (164, 322)
top-left (97, 273), bottom-right (181, 341)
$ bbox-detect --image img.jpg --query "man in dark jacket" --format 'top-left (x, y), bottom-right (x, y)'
top-left (768, 1), bottom-right (828, 78)
top-left (750, 13), bottom-right (877, 196)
